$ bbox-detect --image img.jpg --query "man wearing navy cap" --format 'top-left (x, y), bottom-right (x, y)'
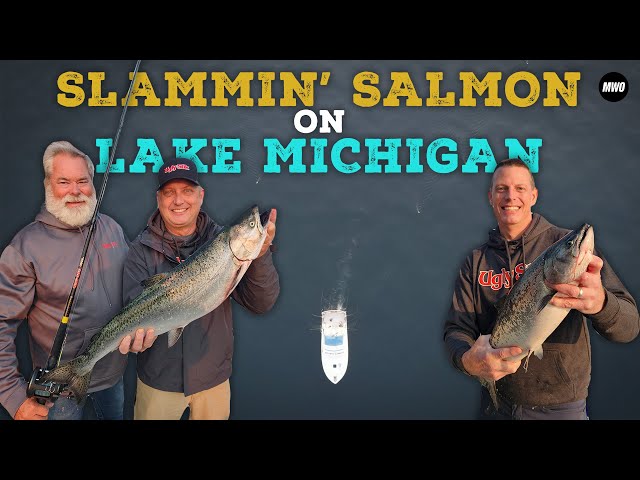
top-left (122, 158), bottom-right (280, 420)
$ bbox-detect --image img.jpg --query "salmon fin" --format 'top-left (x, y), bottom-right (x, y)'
top-left (225, 265), bottom-right (248, 298)
top-left (533, 344), bottom-right (544, 360)
top-left (142, 272), bottom-right (169, 288)
top-left (167, 327), bottom-right (184, 348)
top-left (536, 292), bottom-right (556, 315)
top-left (523, 349), bottom-right (535, 372)
top-left (479, 377), bottom-right (499, 412)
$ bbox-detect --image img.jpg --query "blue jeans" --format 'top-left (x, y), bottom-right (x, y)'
top-left (48, 378), bottom-right (124, 420)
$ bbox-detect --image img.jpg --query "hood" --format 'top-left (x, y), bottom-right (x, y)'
top-left (34, 204), bottom-right (110, 301)
top-left (486, 213), bottom-right (554, 293)
top-left (486, 213), bottom-right (553, 250)
top-left (141, 209), bottom-right (218, 260)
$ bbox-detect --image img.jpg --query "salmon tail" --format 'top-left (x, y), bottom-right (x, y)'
top-left (41, 359), bottom-right (92, 405)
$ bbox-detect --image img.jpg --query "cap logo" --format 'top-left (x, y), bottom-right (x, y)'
top-left (164, 163), bottom-right (190, 174)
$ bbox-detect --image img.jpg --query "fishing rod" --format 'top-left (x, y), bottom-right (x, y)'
top-left (27, 60), bottom-right (142, 403)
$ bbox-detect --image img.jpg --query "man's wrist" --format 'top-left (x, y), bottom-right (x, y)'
top-left (459, 350), bottom-right (473, 376)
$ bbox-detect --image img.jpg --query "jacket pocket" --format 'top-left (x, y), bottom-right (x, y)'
top-left (78, 326), bottom-right (103, 355)
top-left (543, 348), bottom-right (571, 385)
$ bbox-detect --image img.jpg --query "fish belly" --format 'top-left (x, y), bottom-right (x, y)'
top-left (502, 303), bottom-right (571, 361)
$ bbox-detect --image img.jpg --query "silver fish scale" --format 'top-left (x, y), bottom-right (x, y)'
top-left (478, 224), bottom-right (594, 410)
top-left (490, 252), bottom-right (550, 349)
top-left (78, 229), bottom-right (244, 372)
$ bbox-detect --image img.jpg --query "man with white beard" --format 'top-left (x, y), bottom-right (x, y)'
top-left (0, 140), bottom-right (155, 420)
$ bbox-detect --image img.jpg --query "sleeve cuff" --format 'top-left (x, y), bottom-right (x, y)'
top-left (588, 289), bottom-right (620, 328)
top-left (250, 249), bottom-right (275, 269)
top-left (453, 345), bottom-right (473, 377)
top-left (5, 380), bottom-right (29, 419)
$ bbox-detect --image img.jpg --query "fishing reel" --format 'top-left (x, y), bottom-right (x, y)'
top-left (26, 367), bottom-right (67, 404)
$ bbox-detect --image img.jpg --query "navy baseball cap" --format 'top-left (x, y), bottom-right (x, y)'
top-left (157, 158), bottom-right (201, 190)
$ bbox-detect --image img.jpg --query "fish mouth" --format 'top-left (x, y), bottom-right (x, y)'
top-left (574, 224), bottom-right (594, 273)
top-left (259, 210), bottom-right (270, 229)
top-left (575, 224), bottom-right (593, 252)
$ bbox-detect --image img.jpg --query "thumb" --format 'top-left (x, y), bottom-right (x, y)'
top-left (497, 345), bottom-right (522, 359)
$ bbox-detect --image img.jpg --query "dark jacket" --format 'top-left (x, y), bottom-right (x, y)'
top-left (444, 213), bottom-right (640, 406)
top-left (122, 209), bottom-right (280, 396)
top-left (0, 206), bottom-right (129, 418)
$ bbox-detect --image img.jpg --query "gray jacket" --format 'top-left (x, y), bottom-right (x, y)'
top-left (0, 206), bottom-right (129, 418)
top-left (123, 209), bottom-right (280, 396)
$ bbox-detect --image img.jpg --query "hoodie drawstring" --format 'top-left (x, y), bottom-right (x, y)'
top-left (93, 226), bottom-right (112, 308)
top-left (504, 233), bottom-right (528, 293)
top-left (70, 220), bottom-right (113, 319)
top-left (172, 236), bottom-right (182, 263)
top-left (78, 226), bottom-right (95, 293)
top-left (160, 222), bottom-right (193, 264)
top-left (160, 222), bottom-right (178, 264)
top-left (504, 238), bottom-right (514, 293)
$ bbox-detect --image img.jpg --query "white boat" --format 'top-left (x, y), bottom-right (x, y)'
top-left (321, 309), bottom-right (348, 384)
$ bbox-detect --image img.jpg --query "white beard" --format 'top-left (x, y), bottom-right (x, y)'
top-left (45, 183), bottom-right (97, 227)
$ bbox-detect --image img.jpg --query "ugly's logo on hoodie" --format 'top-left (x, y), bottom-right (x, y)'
top-left (478, 262), bottom-right (531, 291)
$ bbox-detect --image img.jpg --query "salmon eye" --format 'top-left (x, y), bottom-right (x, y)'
top-left (249, 221), bottom-right (255, 228)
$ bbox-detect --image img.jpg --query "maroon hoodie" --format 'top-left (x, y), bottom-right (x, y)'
top-left (444, 213), bottom-right (640, 406)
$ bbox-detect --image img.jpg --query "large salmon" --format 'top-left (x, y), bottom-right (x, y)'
top-left (43, 205), bottom-right (270, 402)
top-left (482, 223), bottom-right (595, 409)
